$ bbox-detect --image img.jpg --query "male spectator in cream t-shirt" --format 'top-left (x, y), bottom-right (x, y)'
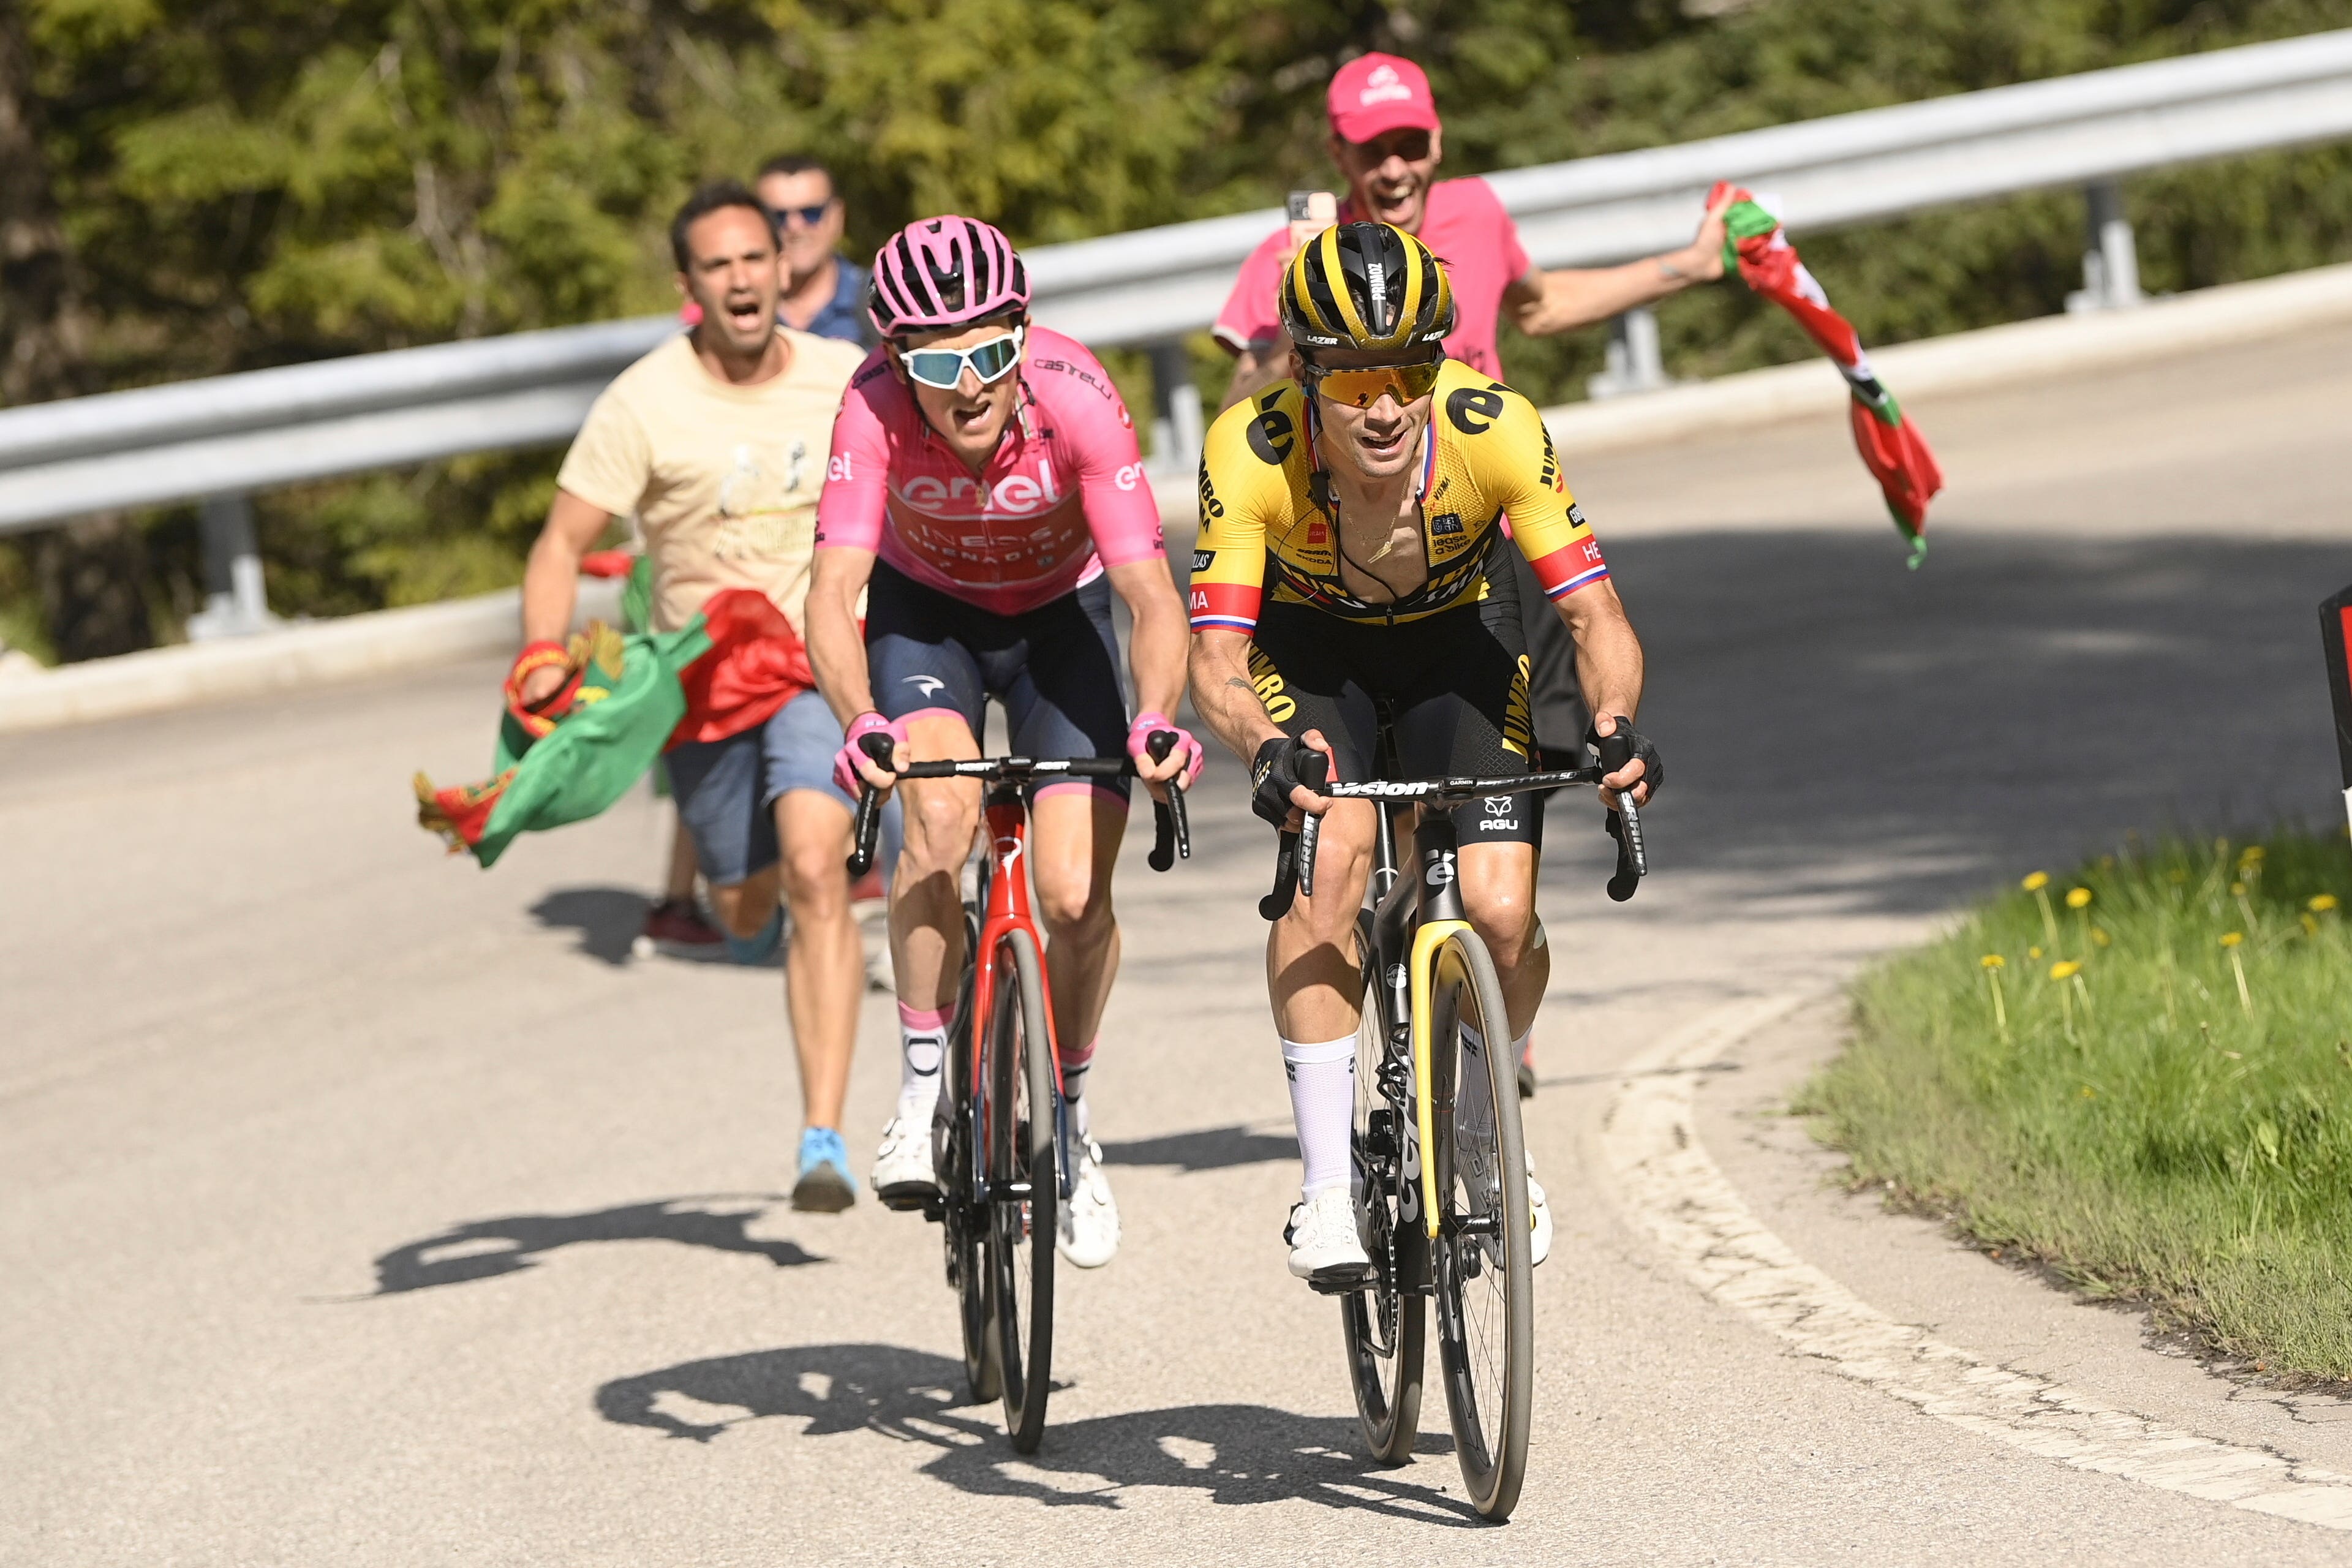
top-left (518, 181), bottom-right (870, 1212)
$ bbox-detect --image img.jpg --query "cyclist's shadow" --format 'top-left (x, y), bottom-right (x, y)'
top-left (595, 1342), bottom-right (1474, 1525)
top-left (368, 1196), bottom-right (819, 1294)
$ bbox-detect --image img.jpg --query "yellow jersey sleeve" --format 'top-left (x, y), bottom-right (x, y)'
top-left (1462, 383), bottom-right (1610, 604)
top-left (1187, 387), bottom-right (1300, 634)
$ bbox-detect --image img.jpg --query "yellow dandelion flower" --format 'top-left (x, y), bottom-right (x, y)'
top-left (2066, 888), bottom-right (2092, 909)
top-left (2220, 932), bottom-right (2244, 948)
top-left (1980, 954), bottom-right (2006, 970)
top-left (2049, 960), bottom-right (2082, 981)
top-left (2230, 881), bottom-right (2247, 896)
top-left (2240, 845), bottom-right (2266, 865)
top-left (2312, 894), bottom-right (2340, 913)
top-left (2029, 946), bottom-right (2043, 959)
top-left (2022, 871), bottom-right (2051, 891)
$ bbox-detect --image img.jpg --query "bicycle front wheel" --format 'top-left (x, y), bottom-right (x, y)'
top-left (1428, 929), bottom-right (1533, 1521)
top-left (945, 945), bottom-right (1000, 1403)
top-left (985, 925), bottom-right (1057, 1453)
top-left (1342, 910), bottom-right (1425, 1463)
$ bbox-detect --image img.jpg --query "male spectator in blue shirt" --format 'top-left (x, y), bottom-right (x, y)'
top-left (755, 156), bottom-right (872, 347)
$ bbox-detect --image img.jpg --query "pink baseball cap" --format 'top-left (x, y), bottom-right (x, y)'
top-left (1327, 53), bottom-right (1441, 145)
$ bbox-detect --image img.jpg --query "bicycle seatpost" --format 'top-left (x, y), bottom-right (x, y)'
top-left (846, 731), bottom-right (897, 878)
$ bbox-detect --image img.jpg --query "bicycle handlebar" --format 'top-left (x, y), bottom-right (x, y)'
top-left (1257, 761), bottom-right (1648, 920)
top-left (845, 731), bottom-right (1193, 878)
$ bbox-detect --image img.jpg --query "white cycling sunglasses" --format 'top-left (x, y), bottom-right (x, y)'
top-left (899, 326), bottom-right (1025, 391)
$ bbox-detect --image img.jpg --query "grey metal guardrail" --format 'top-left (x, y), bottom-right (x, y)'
top-left (4, 26), bottom-right (2351, 637)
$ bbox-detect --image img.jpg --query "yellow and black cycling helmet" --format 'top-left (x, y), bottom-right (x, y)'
top-left (1280, 221), bottom-right (1455, 356)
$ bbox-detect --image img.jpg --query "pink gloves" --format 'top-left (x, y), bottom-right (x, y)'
top-left (1126, 711), bottom-right (1204, 788)
top-left (832, 710), bottom-right (908, 796)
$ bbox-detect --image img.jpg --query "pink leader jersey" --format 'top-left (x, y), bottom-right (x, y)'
top-left (816, 326), bottom-right (1165, 616)
top-left (1212, 176), bottom-right (1532, 381)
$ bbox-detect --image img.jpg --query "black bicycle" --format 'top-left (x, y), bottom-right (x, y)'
top-left (1261, 741), bottom-right (1646, 1521)
top-left (846, 731), bottom-right (1188, 1452)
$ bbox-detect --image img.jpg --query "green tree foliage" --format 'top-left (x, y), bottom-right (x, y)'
top-left (5, 0), bottom-right (2350, 650)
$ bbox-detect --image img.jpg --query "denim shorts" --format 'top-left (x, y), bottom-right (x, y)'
top-left (665, 688), bottom-right (857, 885)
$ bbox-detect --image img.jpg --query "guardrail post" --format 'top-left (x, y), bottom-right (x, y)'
top-left (1146, 339), bottom-right (1204, 476)
top-left (187, 492), bottom-right (276, 640)
top-left (2067, 180), bottom-right (2143, 313)
top-left (1586, 307), bottom-right (1671, 399)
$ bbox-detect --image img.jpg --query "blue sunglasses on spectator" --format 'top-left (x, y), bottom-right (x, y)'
top-left (900, 328), bottom-right (1025, 391)
top-left (767, 202), bottom-right (833, 228)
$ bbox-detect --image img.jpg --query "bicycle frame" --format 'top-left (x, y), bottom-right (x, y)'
top-left (1356, 803), bottom-right (1472, 1242)
top-left (965, 781), bottom-right (1063, 1197)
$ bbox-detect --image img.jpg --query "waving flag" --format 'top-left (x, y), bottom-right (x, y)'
top-left (2323, 582), bottom-right (2352, 837)
top-left (1713, 182), bottom-right (1945, 565)
top-left (414, 589), bottom-right (814, 867)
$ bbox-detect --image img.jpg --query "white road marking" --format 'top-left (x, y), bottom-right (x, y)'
top-left (1600, 993), bottom-right (2352, 1531)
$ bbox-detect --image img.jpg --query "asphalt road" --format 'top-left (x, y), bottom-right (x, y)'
top-left (4, 324), bottom-right (2348, 1565)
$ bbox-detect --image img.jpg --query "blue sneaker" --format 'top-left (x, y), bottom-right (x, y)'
top-left (791, 1126), bottom-right (856, 1213)
top-left (722, 907), bottom-right (784, 967)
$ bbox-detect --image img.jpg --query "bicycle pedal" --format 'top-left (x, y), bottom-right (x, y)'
top-left (1308, 1264), bottom-right (1378, 1296)
top-left (877, 1183), bottom-right (941, 1214)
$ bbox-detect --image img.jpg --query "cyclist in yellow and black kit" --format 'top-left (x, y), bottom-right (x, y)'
top-left (1185, 221), bottom-right (1660, 1284)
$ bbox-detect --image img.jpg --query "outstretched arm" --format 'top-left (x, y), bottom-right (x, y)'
top-left (807, 545), bottom-right (878, 728)
top-left (516, 488), bottom-right (614, 704)
top-left (1187, 628), bottom-right (1283, 763)
top-left (1504, 188), bottom-right (1734, 337)
top-left (1106, 555), bottom-right (1193, 798)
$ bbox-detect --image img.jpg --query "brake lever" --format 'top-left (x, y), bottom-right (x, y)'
top-left (846, 730), bottom-right (897, 878)
top-left (1145, 729), bottom-right (1190, 872)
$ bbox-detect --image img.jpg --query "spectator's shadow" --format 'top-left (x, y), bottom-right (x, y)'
top-left (595, 1341), bottom-right (1471, 1523)
top-left (529, 887), bottom-right (647, 966)
top-left (369, 1196), bottom-right (820, 1294)
top-left (1101, 1124), bottom-right (1295, 1174)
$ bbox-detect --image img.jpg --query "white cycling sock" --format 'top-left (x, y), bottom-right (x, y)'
top-left (897, 1003), bottom-right (947, 1121)
top-left (1281, 1035), bottom-right (1357, 1198)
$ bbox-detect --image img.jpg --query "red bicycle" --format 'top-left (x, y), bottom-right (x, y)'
top-left (846, 732), bottom-right (1188, 1450)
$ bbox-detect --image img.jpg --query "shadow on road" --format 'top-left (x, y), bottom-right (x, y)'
top-left (368, 1196), bottom-right (818, 1294)
top-left (1101, 1124), bottom-right (1297, 1173)
top-left (528, 886), bottom-right (650, 966)
top-left (1581, 529), bottom-right (2346, 915)
top-left (596, 1341), bottom-right (1474, 1522)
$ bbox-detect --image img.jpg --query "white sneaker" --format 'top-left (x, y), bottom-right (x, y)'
top-left (871, 1113), bottom-right (938, 1207)
top-left (1527, 1152), bottom-right (1552, 1269)
top-left (1057, 1137), bottom-right (1120, 1268)
top-left (1287, 1186), bottom-right (1373, 1289)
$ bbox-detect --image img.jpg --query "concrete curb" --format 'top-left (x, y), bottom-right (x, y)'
top-left (7, 262), bottom-right (2349, 737)
top-left (0, 579), bottom-right (620, 736)
top-left (1540, 260), bottom-right (2352, 456)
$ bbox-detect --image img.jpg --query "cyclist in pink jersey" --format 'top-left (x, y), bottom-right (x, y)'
top-left (805, 216), bottom-right (1200, 1270)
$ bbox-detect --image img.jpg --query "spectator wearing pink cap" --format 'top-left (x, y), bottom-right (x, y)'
top-left (1215, 51), bottom-right (1733, 404)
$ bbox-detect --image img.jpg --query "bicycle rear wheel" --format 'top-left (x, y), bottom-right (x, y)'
top-left (985, 925), bottom-right (1057, 1452)
top-left (1428, 929), bottom-right (1533, 1521)
top-left (1341, 911), bottom-right (1425, 1463)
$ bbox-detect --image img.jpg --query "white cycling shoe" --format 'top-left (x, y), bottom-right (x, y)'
top-left (870, 1112), bottom-right (938, 1209)
top-left (1057, 1137), bottom-right (1120, 1268)
top-left (1527, 1152), bottom-right (1553, 1269)
top-left (1287, 1186), bottom-right (1374, 1291)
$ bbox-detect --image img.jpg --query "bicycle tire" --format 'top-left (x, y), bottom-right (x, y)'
top-left (1341, 911), bottom-right (1425, 1463)
top-left (1428, 929), bottom-right (1533, 1521)
top-left (985, 925), bottom-right (1057, 1452)
top-left (947, 1042), bottom-right (1000, 1403)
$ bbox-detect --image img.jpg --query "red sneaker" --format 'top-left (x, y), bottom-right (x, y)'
top-left (642, 897), bottom-right (724, 954)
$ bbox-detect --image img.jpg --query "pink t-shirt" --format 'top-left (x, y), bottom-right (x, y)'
top-left (815, 326), bottom-right (1164, 617)
top-left (1212, 176), bottom-right (1534, 381)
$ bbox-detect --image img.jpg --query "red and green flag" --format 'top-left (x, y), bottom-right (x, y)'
top-left (1714, 181), bottom-right (1946, 565)
top-left (415, 587), bottom-right (813, 867)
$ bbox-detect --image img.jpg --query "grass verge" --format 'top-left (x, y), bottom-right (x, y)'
top-left (1803, 827), bottom-right (2352, 1379)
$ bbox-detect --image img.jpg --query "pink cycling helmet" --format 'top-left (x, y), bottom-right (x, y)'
top-left (867, 215), bottom-right (1030, 339)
